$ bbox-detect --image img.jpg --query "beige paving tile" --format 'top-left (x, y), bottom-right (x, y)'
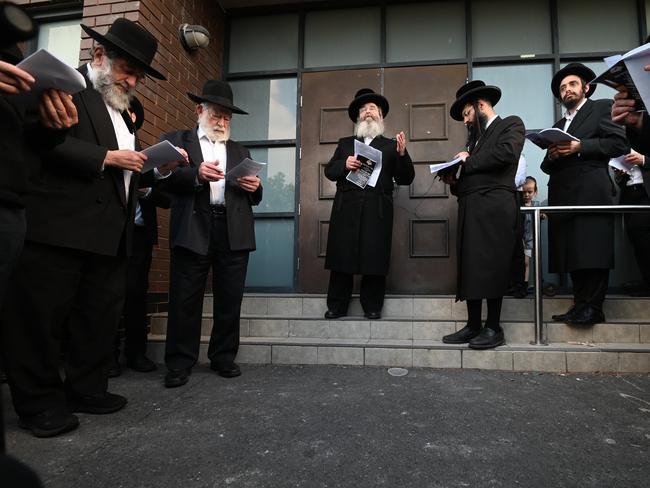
top-left (641, 325), bottom-right (650, 343)
top-left (546, 322), bottom-right (594, 343)
top-left (413, 298), bottom-right (453, 319)
top-left (328, 321), bottom-right (371, 339)
top-left (289, 320), bottom-right (329, 338)
top-left (513, 351), bottom-right (566, 373)
top-left (268, 297), bottom-right (302, 316)
top-left (502, 322), bottom-right (534, 344)
top-left (566, 352), bottom-right (619, 373)
top-left (383, 298), bottom-right (413, 317)
top-left (364, 348), bottom-right (413, 367)
top-left (619, 353), bottom-right (650, 373)
top-left (239, 319), bottom-right (250, 337)
top-left (462, 350), bottom-right (513, 370)
top-left (592, 323), bottom-right (640, 343)
top-left (241, 296), bottom-right (268, 315)
top-left (604, 299), bottom-right (650, 321)
top-left (302, 297), bottom-right (327, 317)
top-left (237, 345), bottom-right (272, 364)
top-left (317, 347), bottom-right (364, 365)
top-left (412, 321), bottom-right (455, 340)
top-left (249, 319), bottom-right (289, 337)
top-left (370, 321), bottom-right (412, 340)
top-left (272, 345), bottom-right (318, 364)
top-left (501, 298), bottom-right (534, 321)
top-left (412, 349), bottom-right (461, 368)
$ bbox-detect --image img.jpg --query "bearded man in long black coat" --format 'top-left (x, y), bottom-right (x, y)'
top-left (440, 81), bottom-right (525, 349)
top-left (323, 89), bottom-right (414, 320)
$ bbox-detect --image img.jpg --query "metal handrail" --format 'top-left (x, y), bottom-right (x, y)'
top-left (520, 205), bottom-right (650, 345)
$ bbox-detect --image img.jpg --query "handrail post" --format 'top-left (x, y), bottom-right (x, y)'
top-left (532, 208), bottom-right (546, 345)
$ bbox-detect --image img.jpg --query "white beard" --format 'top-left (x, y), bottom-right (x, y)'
top-left (355, 118), bottom-right (384, 139)
top-left (197, 111), bottom-right (230, 142)
top-left (89, 58), bottom-right (135, 112)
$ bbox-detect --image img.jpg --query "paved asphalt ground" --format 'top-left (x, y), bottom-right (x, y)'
top-left (2, 365), bottom-right (650, 488)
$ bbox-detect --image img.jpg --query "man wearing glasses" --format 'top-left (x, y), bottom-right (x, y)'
top-left (159, 80), bottom-right (262, 388)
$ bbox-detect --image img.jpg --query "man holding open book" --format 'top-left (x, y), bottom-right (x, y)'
top-left (541, 63), bottom-right (628, 326)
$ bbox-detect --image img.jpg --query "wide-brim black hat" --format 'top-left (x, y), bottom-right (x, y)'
top-left (187, 80), bottom-right (248, 115)
top-left (551, 63), bottom-right (597, 99)
top-left (348, 88), bottom-right (389, 122)
top-left (450, 80), bottom-right (501, 121)
top-left (81, 18), bottom-right (166, 80)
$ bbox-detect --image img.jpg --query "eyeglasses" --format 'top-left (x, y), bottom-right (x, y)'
top-left (206, 111), bottom-right (232, 123)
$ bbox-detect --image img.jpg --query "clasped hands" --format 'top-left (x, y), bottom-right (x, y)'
top-left (198, 160), bottom-right (260, 192)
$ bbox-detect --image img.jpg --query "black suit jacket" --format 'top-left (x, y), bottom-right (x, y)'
top-left (25, 65), bottom-right (154, 256)
top-left (159, 128), bottom-right (262, 255)
top-left (625, 115), bottom-right (650, 197)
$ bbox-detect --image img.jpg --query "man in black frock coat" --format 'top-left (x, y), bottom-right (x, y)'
top-left (542, 63), bottom-right (628, 326)
top-left (323, 89), bottom-right (414, 320)
top-left (441, 81), bottom-right (525, 349)
top-left (1, 19), bottom-right (168, 437)
top-left (159, 80), bottom-right (262, 388)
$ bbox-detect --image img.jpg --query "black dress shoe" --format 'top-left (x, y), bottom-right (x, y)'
top-left (442, 324), bottom-right (482, 344)
top-left (324, 310), bottom-right (346, 319)
top-left (107, 358), bottom-right (122, 378)
top-left (364, 311), bottom-right (381, 320)
top-left (126, 355), bottom-right (157, 372)
top-left (19, 410), bottom-right (79, 438)
top-left (164, 368), bottom-right (190, 388)
top-left (67, 392), bottom-right (127, 414)
top-left (210, 362), bottom-right (241, 378)
top-left (552, 307), bottom-right (576, 322)
top-left (468, 327), bottom-right (505, 350)
top-left (566, 306), bottom-right (605, 327)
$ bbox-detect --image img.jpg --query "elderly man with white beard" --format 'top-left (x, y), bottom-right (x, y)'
top-left (323, 89), bottom-right (414, 320)
top-left (158, 80), bottom-right (262, 389)
top-left (1, 19), bottom-right (171, 437)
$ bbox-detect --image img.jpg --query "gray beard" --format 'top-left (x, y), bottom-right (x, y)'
top-left (355, 118), bottom-right (384, 139)
top-left (89, 61), bottom-right (135, 112)
top-left (198, 113), bottom-right (230, 142)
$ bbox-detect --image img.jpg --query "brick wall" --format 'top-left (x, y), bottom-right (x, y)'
top-left (21, 0), bottom-right (225, 305)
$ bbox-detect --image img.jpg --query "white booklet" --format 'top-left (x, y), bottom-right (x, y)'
top-left (225, 157), bottom-right (266, 181)
top-left (346, 139), bottom-right (383, 189)
top-left (16, 49), bottom-right (86, 96)
top-left (608, 151), bottom-right (640, 174)
top-left (141, 140), bottom-right (185, 173)
top-left (525, 128), bottom-right (580, 149)
top-left (429, 157), bottom-right (463, 174)
top-left (591, 42), bottom-right (650, 112)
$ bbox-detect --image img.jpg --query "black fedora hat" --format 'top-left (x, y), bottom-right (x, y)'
top-left (450, 80), bottom-right (501, 121)
top-left (551, 63), bottom-right (597, 99)
top-left (81, 18), bottom-right (165, 80)
top-left (348, 88), bottom-right (389, 122)
top-left (187, 80), bottom-right (248, 115)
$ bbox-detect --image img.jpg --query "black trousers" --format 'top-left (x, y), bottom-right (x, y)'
top-left (116, 225), bottom-right (153, 361)
top-left (326, 271), bottom-right (386, 314)
top-left (570, 268), bottom-right (609, 312)
top-left (165, 213), bottom-right (249, 371)
top-left (621, 185), bottom-right (650, 287)
top-left (1, 241), bottom-right (126, 417)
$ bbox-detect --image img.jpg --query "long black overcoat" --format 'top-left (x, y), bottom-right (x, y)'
top-left (541, 98), bottom-right (628, 273)
top-left (324, 135), bottom-right (414, 275)
top-left (452, 116), bottom-right (525, 301)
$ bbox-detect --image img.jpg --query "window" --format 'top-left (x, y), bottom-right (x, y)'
top-left (36, 19), bottom-right (81, 67)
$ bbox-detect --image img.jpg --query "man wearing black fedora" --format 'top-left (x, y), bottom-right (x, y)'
top-left (159, 80), bottom-right (262, 388)
top-left (323, 89), bottom-right (414, 320)
top-left (440, 80), bottom-right (525, 349)
top-left (541, 63), bottom-right (627, 326)
top-left (1, 18), bottom-right (171, 437)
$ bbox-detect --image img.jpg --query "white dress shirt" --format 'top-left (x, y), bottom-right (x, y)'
top-left (562, 98), bottom-right (588, 132)
top-left (197, 126), bottom-right (227, 205)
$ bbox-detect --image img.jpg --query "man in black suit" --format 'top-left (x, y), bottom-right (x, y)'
top-left (542, 63), bottom-right (628, 326)
top-left (1, 19), bottom-right (169, 438)
top-left (160, 80), bottom-right (262, 388)
top-left (440, 81), bottom-right (525, 349)
top-left (323, 89), bottom-right (414, 320)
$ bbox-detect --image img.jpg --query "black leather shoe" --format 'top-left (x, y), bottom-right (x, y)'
top-left (67, 392), bottom-right (127, 414)
top-left (324, 310), bottom-right (346, 319)
top-left (566, 306), bottom-right (605, 326)
top-left (468, 327), bottom-right (505, 350)
top-left (210, 362), bottom-right (241, 378)
top-left (552, 307), bottom-right (576, 322)
top-left (164, 368), bottom-right (190, 388)
top-left (19, 410), bottom-right (79, 438)
top-left (364, 311), bottom-right (381, 320)
top-left (126, 355), bottom-right (157, 372)
top-left (107, 357), bottom-right (122, 378)
top-left (442, 325), bottom-right (482, 344)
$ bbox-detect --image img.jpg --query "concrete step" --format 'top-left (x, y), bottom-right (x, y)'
top-left (197, 294), bottom-right (650, 322)
top-left (146, 335), bottom-right (650, 373)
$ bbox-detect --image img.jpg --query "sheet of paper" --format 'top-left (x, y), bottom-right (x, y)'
top-left (525, 128), bottom-right (580, 149)
top-left (16, 49), bottom-right (86, 95)
top-left (608, 153), bottom-right (637, 174)
top-left (429, 157), bottom-right (462, 174)
top-left (225, 157), bottom-right (266, 181)
top-left (141, 140), bottom-right (185, 173)
top-left (353, 139), bottom-right (383, 187)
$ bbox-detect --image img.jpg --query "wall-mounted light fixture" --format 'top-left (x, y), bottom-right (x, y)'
top-left (178, 23), bottom-right (210, 51)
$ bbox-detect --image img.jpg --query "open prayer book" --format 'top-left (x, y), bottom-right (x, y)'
top-left (591, 42), bottom-right (650, 112)
top-left (525, 128), bottom-right (580, 150)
